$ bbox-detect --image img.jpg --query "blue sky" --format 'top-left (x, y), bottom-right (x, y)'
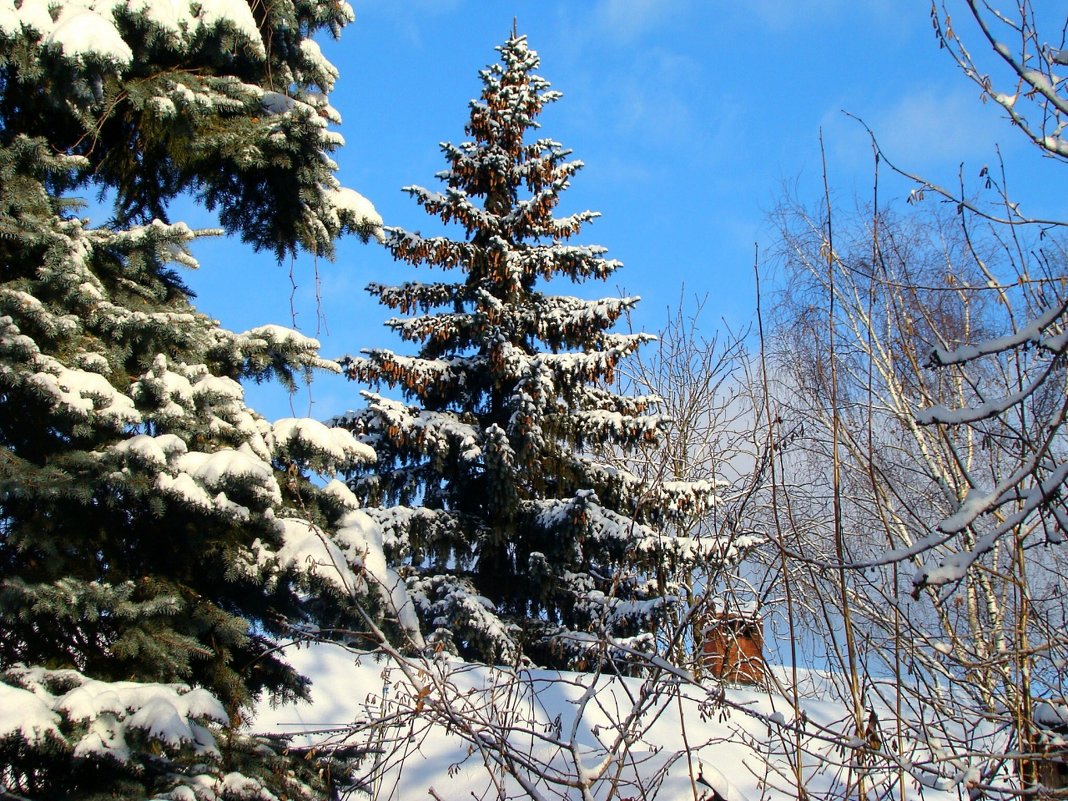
top-left (179, 1), bottom-right (1066, 423)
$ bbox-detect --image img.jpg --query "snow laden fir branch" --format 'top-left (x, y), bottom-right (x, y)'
top-left (0, 0), bottom-right (383, 256)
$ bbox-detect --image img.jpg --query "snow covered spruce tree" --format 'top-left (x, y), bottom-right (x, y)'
top-left (337, 34), bottom-right (716, 670)
top-left (0, 2), bottom-right (401, 799)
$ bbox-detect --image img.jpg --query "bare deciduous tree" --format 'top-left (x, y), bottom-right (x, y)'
top-left (768, 190), bottom-right (1068, 797)
top-left (933, 0), bottom-right (1068, 165)
top-left (608, 295), bottom-right (775, 673)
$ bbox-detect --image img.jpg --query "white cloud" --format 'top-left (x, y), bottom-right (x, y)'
top-left (739, 0), bottom-right (898, 32)
top-left (592, 0), bottom-right (687, 43)
top-left (876, 88), bottom-right (1010, 165)
top-left (819, 84), bottom-right (1018, 175)
top-left (610, 50), bottom-right (700, 138)
top-left (353, 0), bottom-right (466, 48)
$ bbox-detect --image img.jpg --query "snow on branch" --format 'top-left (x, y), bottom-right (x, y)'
top-left (926, 298), bottom-right (1068, 368)
top-left (268, 417), bottom-right (376, 474)
top-left (1, 665), bottom-right (226, 763)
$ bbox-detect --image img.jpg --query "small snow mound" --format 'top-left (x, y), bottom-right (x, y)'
top-left (269, 417), bottom-right (375, 472)
top-left (328, 187), bottom-right (384, 242)
top-left (127, 697), bottom-right (194, 746)
top-left (322, 478), bottom-right (360, 509)
top-left (698, 761), bottom-right (751, 801)
top-left (111, 433), bottom-right (188, 467)
top-left (46, 6), bottom-right (133, 64)
top-left (0, 681), bottom-right (61, 744)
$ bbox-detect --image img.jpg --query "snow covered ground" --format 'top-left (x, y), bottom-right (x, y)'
top-left (253, 643), bottom-right (961, 801)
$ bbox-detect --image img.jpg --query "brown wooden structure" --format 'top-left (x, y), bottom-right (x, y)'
top-left (702, 610), bottom-right (765, 685)
top-left (1034, 700), bottom-right (1068, 795)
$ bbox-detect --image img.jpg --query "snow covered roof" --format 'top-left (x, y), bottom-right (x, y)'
top-left (1035, 698), bottom-right (1068, 729)
top-left (705, 598), bottom-right (762, 621)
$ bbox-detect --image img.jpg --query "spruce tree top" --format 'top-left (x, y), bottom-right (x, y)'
top-left (387, 34), bottom-right (620, 303)
top-left (340, 34), bottom-right (716, 669)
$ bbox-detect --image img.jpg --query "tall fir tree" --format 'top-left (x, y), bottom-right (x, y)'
top-left (0, 2), bottom-right (406, 799)
top-left (337, 34), bottom-right (716, 670)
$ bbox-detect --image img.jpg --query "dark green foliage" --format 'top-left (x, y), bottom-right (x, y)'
top-left (0, 2), bottom-right (385, 798)
top-left (0, 0), bottom-right (373, 257)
